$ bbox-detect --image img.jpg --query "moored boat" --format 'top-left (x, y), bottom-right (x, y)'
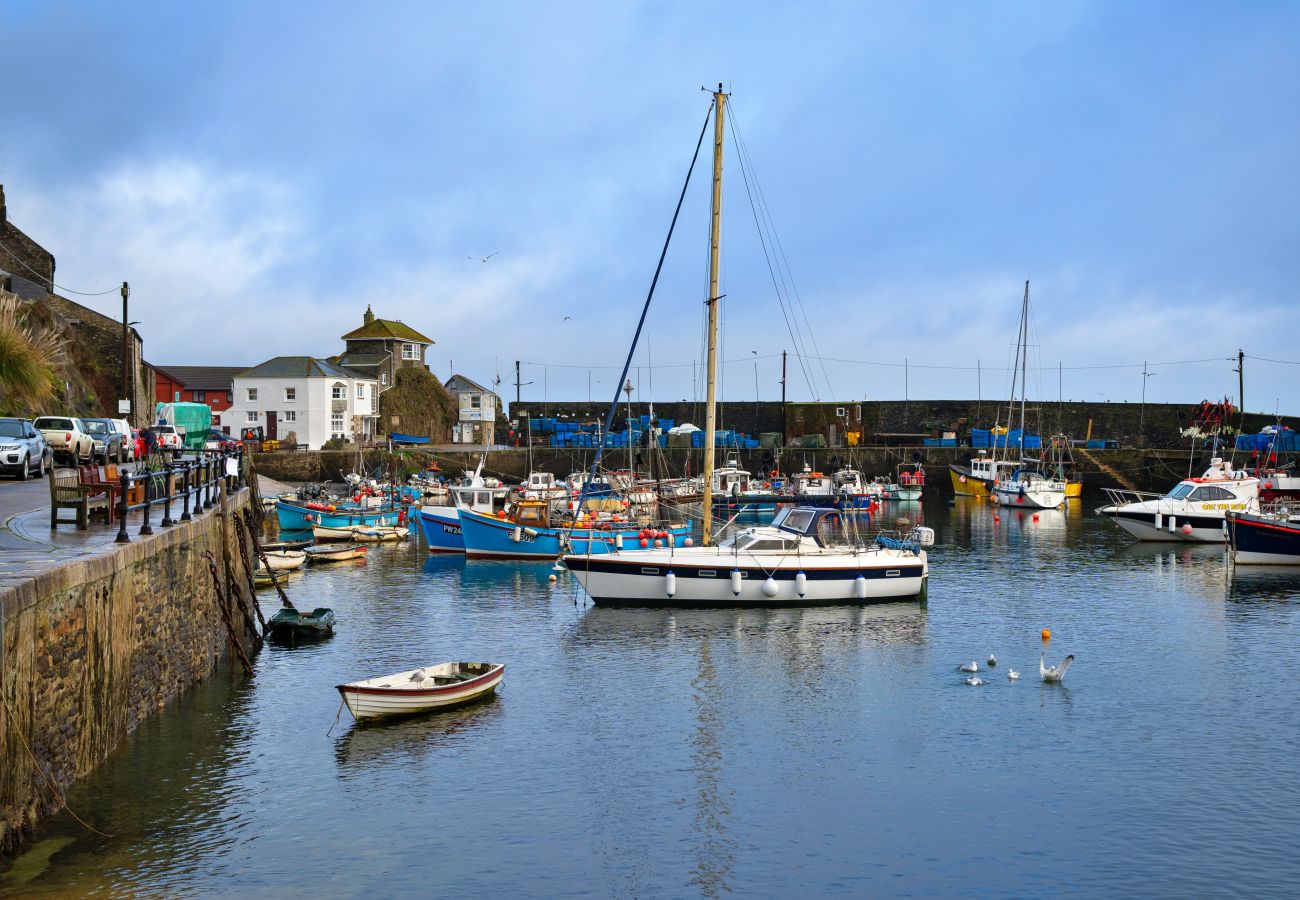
top-left (258, 549), bottom-right (308, 572)
top-left (336, 662), bottom-right (505, 722)
top-left (1097, 458), bottom-right (1258, 542)
top-left (992, 467), bottom-right (1066, 510)
top-left (1227, 505), bottom-right (1300, 564)
top-left (949, 452), bottom-right (1019, 498)
top-left (313, 523), bottom-right (363, 542)
top-left (458, 502), bottom-right (690, 560)
top-left (276, 499), bottom-right (399, 532)
top-left (352, 525), bottom-right (410, 543)
top-left (265, 606), bottom-right (336, 642)
top-left (304, 543), bottom-right (368, 563)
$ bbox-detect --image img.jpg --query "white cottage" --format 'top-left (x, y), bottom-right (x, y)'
top-left (231, 357), bottom-right (378, 450)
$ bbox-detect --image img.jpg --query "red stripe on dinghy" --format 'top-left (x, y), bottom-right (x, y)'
top-left (336, 666), bottom-right (504, 697)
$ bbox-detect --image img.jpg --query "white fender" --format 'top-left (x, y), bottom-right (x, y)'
top-left (762, 577), bottom-right (779, 597)
top-left (854, 574), bottom-right (868, 599)
top-left (512, 526), bottom-right (522, 542)
top-left (665, 570), bottom-right (676, 598)
top-left (523, 527), bottom-right (539, 538)
top-left (730, 569), bottom-right (743, 596)
top-left (795, 571), bottom-right (807, 597)
top-left (615, 533), bottom-right (623, 551)
top-left (1168, 518), bottom-right (1176, 533)
top-left (1154, 513), bottom-right (1162, 531)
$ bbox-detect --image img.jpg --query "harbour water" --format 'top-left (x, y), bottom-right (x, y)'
top-left (4, 500), bottom-right (1299, 897)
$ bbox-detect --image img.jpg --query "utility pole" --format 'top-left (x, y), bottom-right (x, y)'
top-left (976, 358), bottom-right (981, 423)
top-left (515, 360), bottom-right (522, 404)
top-left (1237, 349), bottom-right (1245, 414)
top-left (120, 282), bottom-right (130, 423)
top-left (780, 349), bottom-right (787, 447)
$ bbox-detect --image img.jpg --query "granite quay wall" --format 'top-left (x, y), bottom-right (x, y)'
top-left (507, 399), bottom-right (1287, 449)
top-left (0, 489), bottom-right (258, 853)
top-left (253, 446), bottom-right (1218, 497)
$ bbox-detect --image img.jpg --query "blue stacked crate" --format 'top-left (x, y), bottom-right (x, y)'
top-left (971, 428), bottom-right (991, 449)
top-left (1087, 439), bottom-right (1106, 449)
top-left (659, 419), bottom-right (675, 431)
top-left (692, 430), bottom-right (705, 448)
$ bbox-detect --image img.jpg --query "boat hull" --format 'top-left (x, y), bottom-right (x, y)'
top-left (949, 466), bottom-right (993, 498)
top-left (993, 486), bottom-right (1065, 510)
top-left (337, 664), bottom-right (505, 721)
top-left (416, 506), bottom-right (466, 553)
top-left (565, 552), bottom-right (927, 607)
top-left (259, 551), bottom-right (307, 571)
top-left (1228, 513), bottom-right (1300, 564)
top-left (458, 508), bottom-right (690, 560)
top-left (266, 607), bottom-right (336, 641)
top-left (304, 544), bottom-right (367, 563)
top-left (1100, 508), bottom-right (1228, 543)
top-left (276, 500), bottom-right (398, 531)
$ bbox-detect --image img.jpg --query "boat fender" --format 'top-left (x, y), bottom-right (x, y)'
top-left (795, 571), bottom-right (807, 597)
top-left (1154, 513), bottom-right (1162, 530)
top-left (665, 571), bottom-right (676, 598)
top-left (523, 527), bottom-right (539, 538)
top-left (730, 569), bottom-right (743, 596)
top-left (1168, 518), bottom-right (1177, 533)
top-left (854, 574), bottom-right (868, 599)
top-left (615, 533), bottom-right (623, 551)
top-left (762, 577), bottom-right (779, 598)
top-left (512, 526), bottom-right (522, 542)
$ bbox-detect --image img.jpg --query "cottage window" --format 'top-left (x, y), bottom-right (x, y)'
top-left (331, 412), bottom-right (345, 432)
top-left (282, 411), bottom-right (296, 423)
top-left (380, 372), bottom-right (388, 386)
top-left (226, 391), bottom-right (234, 403)
top-left (836, 407), bottom-right (846, 418)
top-left (284, 387), bottom-right (296, 402)
top-left (247, 388), bottom-right (257, 402)
top-left (470, 394), bottom-right (482, 409)
top-left (193, 389), bottom-right (206, 402)
top-left (356, 383), bottom-right (365, 399)
top-left (331, 383), bottom-right (345, 400)
top-left (402, 343), bottom-right (419, 360)
top-left (247, 411), bottom-right (259, 423)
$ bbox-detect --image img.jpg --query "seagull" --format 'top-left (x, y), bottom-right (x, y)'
top-left (563, 315), bottom-right (572, 321)
top-left (958, 661), bottom-right (979, 673)
top-left (467, 250), bottom-right (500, 263)
top-left (1007, 669), bottom-right (1020, 680)
top-left (1040, 653), bottom-right (1075, 683)
top-left (964, 676), bottom-right (984, 686)
top-left (408, 668), bottom-right (428, 683)
top-left (987, 654), bottom-right (997, 667)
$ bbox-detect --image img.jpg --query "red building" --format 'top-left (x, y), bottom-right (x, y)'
top-left (151, 365), bottom-right (245, 433)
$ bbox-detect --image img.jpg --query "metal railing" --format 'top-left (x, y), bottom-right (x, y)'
top-left (114, 448), bottom-right (248, 543)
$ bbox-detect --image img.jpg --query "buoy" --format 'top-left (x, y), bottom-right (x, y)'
top-left (684, 537), bottom-right (694, 547)
top-left (1041, 628), bottom-right (1051, 640)
top-left (639, 538), bottom-right (649, 548)
top-left (993, 514), bottom-right (1000, 523)
top-left (665, 570), bottom-right (676, 597)
top-left (548, 574), bottom-right (557, 583)
top-left (653, 538), bottom-right (663, 548)
top-left (730, 569), bottom-right (743, 596)
top-left (1032, 514), bottom-right (1040, 522)
top-left (854, 574), bottom-right (868, 599)
top-left (1181, 523), bottom-right (1193, 535)
top-left (795, 571), bottom-right (807, 597)
top-left (1016, 496), bottom-right (1024, 504)
top-left (761, 577), bottom-right (779, 597)
top-left (959, 475), bottom-right (967, 483)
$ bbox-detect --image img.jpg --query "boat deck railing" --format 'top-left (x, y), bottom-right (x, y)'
top-left (1099, 487), bottom-right (1164, 509)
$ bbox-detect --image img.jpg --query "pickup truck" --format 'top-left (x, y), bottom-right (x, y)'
top-left (33, 416), bottom-right (94, 465)
top-left (152, 424), bottom-right (185, 456)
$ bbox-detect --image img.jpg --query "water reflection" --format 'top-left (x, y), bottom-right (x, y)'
top-left (688, 640), bottom-right (735, 899)
top-left (334, 696), bottom-right (504, 773)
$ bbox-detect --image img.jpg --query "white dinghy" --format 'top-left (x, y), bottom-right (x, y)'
top-left (336, 662), bottom-right (505, 722)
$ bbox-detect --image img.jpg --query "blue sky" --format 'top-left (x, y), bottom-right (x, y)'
top-left (3, 1), bottom-right (1298, 414)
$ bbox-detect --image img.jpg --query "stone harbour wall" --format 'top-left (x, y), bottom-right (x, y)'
top-left (0, 490), bottom-right (257, 853)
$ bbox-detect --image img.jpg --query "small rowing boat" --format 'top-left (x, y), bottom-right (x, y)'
top-left (257, 550), bottom-right (307, 572)
top-left (304, 543), bottom-right (368, 563)
top-left (263, 539), bottom-right (312, 552)
top-left (352, 525), bottom-right (410, 543)
top-left (313, 523), bottom-right (360, 542)
top-left (265, 606), bottom-right (336, 642)
top-left (336, 662), bottom-right (505, 722)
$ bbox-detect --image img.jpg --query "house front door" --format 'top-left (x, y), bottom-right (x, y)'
top-left (266, 411), bottom-right (278, 441)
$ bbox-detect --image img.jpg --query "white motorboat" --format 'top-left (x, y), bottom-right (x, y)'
top-left (258, 549), bottom-right (307, 572)
top-left (336, 662), bottom-right (505, 722)
top-left (993, 468), bottom-right (1066, 510)
top-left (790, 463), bottom-right (835, 498)
top-left (564, 507), bottom-right (927, 607)
top-left (1096, 458), bottom-right (1259, 542)
top-left (518, 471), bottom-right (567, 501)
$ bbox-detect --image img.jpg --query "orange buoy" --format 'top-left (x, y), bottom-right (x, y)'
top-left (1041, 628), bottom-right (1051, 640)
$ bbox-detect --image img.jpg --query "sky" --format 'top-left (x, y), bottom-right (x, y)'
top-left (2, 1), bottom-right (1299, 415)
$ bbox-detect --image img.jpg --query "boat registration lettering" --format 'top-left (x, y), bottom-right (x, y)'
top-left (441, 524), bottom-right (461, 535)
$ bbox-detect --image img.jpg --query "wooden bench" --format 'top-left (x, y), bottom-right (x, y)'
top-left (50, 467), bottom-right (112, 530)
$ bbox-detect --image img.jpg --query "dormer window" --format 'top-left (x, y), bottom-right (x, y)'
top-left (331, 382), bottom-right (345, 400)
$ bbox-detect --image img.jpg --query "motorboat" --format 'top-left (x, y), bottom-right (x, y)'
top-left (336, 662), bottom-right (505, 722)
top-left (564, 506), bottom-right (928, 607)
top-left (415, 458), bottom-right (511, 553)
top-left (1097, 458), bottom-right (1259, 542)
top-left (711, 457), bottom-right (775, 516)
top-left (992, 467), bottom-right (1066, 510)
top-left (877, 464), bottom-right (925, 501)
top-left (517, 471), bottom-right (568, 501)
top-left (458, 500), bottom-right (690, 560)
top-left (1226, 503), bottom-right (1300, 564)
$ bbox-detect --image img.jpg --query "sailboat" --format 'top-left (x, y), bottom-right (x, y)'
top-left (563, 86), bottom-right (928, 607)
top-left (990, 282), bottom-right (1066, 511)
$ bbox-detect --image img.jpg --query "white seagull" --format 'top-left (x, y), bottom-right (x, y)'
top-left (1040, 654), bottom-right (1075, 683)
top-left (987, 654), bottom-right (997, 667)
top-left (958, 661), bottom-right (979, 673)
top-left (1007, 669), bottom-right (1020, 680)
top-left (964, 676), bottom-right (984, 686)
top-left (467, 250), bottom-right (500, 263)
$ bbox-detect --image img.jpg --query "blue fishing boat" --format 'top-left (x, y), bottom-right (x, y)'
top-left (414, 459), bottom-right (511, 553)
top-left (458, 502), bottom-right (691, 560)
top-left (275, 500), bottom-right (400, 532)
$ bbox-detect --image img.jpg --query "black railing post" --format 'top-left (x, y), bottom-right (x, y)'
top-left (139, 470), bottom-right (154, 536)
top-left (180, 459), bottom-right (192, 521)
top-left (203, 453), bottom-right (214, 509)
top-left (115, 469), bottom-right (131, 543)
top-left (161, 462), bottom-right (175, 527)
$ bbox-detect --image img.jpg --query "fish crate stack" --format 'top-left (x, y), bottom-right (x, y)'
top-left (971, 428), bottom-right (1041, 450)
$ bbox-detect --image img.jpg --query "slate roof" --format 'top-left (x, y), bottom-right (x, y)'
top-left (445, 374), bottom-right (496, 396)
top-left (336, 352), bottom-right (389, 368)
top-left (340, 318), bottom-right (434, 344)
top-left (237, 357), bottom-right (363, 380)
top-left (151, 365), bottom-right (246, 390)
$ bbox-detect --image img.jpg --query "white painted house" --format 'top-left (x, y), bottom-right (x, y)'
top-left (231, 357), bottom-right (378, 450)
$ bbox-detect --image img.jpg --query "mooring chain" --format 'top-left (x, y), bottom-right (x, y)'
top-left (203, 550), bottom-right (255, 676)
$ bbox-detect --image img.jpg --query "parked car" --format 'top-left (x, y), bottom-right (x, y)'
top-left (0, 418), bottom-right (52, 480)
top-left (152, 424), bottom-right (184, 456)
top-left (204, 429), bottom-right (241, 451)
top-left (131, 428), bottom-right (146, 460)
top-left (33, 416), bottom-right (94, 465)
top-left (82, 418), bottom-right (127, 463)
top-left (109, 418), bottom-right (135, 461)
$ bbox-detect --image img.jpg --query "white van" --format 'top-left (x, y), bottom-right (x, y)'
top-left (109, 419), bottom-right (135, 461)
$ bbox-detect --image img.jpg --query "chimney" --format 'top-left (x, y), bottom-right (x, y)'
top-left (0, 184), bottom-right (6, 228)
top-left (363, 304), bottom-right (374, 326)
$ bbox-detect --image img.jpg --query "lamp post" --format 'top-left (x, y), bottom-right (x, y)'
top-left (1139, 362), bottom-right (1156, 446)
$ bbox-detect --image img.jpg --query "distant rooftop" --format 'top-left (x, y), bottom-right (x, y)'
top-left (238, 356), bottom-right (366, 380)
top-left (340, 305), bottom-right (434, 344)
top-left (151, 365), bottom-right (246, 390)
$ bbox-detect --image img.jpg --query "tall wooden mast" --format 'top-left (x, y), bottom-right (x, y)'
top-left (701, 83), bottom-right (726, 545)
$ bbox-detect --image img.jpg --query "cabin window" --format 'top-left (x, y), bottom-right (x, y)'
top-left (747, 539), bottom-right (793, 552)
top-left (246, 388), bottom-right (257, 402)
top-left (331, 383), bottom-right (345, 400)
top-left (284, 387), bottom-right (296, 402)
top-left (782, 509), bottom-right (815, 533)
top-left (517, 507), bottom-right (542, 523)
top-left (1166, 484), bottom-right (1195, 500)
top-left (402, 343), bottom-right (419, 360)
top-left (1190, 486), bottom-right (1234, 501)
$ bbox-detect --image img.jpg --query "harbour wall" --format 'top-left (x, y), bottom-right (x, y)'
top-left (252, 447), bottom-right (1215, 497)
top-left (0, 490), bottom-right (259, 853)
